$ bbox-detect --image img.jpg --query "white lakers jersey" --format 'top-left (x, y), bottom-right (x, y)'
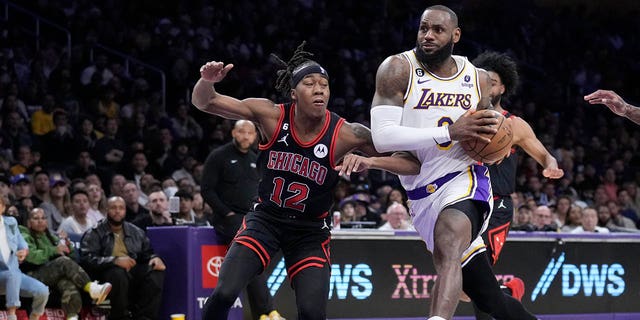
top-left (398, 50), bottom-right (482, 190)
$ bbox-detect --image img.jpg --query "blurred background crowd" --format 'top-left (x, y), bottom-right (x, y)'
top-left (0, 0), bottom-right (639, 236)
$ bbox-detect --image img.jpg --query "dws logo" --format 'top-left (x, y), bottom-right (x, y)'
top-left (267, 258), bottom-right (373, 299)
top-left (531, 252), bottom-right (625, 301)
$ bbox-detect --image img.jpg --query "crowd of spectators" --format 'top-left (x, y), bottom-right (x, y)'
top-left (0, 0), bottom-right (639, 310)
top-left (0, 0), bottom-right (638, 316)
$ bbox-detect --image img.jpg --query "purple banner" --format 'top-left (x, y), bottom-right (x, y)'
top-left (147, 226), bottom-right (244, 320)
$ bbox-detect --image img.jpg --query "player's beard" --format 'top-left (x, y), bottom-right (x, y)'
top-left (492, 94), bottom-right (502, 107)
top-left (415, 37), bottom-right (454, 68)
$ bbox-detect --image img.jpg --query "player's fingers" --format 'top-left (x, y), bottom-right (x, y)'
top-left (221, 64), bottom-right (234, 76)
top-left (350, 157), bottom-right (365, 173)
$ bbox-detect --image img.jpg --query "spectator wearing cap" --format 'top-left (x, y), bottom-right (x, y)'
top-left (40, 174), bottom-right (71, 233)
top-left (352, 192), bottom-right (382, 227)
top-left (31, 170), bottom-right (50, 206)
top-left (40, 109), bottom-right (75, 170)
top-left (338, 197), bottom-right (358, 226)
top-left (11, 173), bottom-right (39, 206)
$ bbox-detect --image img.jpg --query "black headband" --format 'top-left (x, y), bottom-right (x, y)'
top-left (290, 63), bottom-right (329, 87)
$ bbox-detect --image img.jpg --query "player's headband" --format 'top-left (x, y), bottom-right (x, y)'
top-left (290, 62), bottom-right (329, 87)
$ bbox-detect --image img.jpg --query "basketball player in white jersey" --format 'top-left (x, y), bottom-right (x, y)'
top-left (370, 5), bottom-right (537, 320)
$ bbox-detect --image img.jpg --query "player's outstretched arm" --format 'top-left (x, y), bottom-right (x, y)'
top-left (584, 89), bottom-right (640, 125)
top-left (335, 152), bottom-right (421, 177)
top-left (192, 61), bottom-right (277, 123)
top-left (334, 121), bottom-right (420, 176)
top-left (370, 56), bottom-right (499, 152)
top-left (510, 117), bottom-right (564, 179)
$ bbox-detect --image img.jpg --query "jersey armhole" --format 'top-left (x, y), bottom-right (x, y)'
top-left (259, 104), bottom-right (286, 150)
top-left (329, 118), bottom-right (346, 169)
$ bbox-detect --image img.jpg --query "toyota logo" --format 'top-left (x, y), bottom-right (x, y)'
top-left (207, 256), bottom-right (225, 277)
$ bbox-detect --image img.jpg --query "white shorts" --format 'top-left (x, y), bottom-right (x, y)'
top-left (407, 165), bottom-right (493, 266)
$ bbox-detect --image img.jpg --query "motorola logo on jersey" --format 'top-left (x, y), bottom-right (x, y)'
top-left (531, 252), bottom-right (625, 301)
top-left (201, 245), bottom-right (228, 288)
top-left (314, 144), bottom-right (328, 159)
top-left (267, 258), bottom-right (373, 300)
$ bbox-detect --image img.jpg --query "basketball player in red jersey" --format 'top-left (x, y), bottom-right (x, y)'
top-left (192, 42), bottom-right (421, 320)
top-left (472, 51), bottom-right (564, 319)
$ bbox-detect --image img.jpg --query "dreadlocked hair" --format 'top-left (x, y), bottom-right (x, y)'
top-left (271, 41), bottom-right (315, 97)
top-left (472, 51), bottom-right (520, 99)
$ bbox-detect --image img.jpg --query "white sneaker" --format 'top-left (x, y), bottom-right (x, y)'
top-left (89, 281), bottom-right (112, 304)
top-left (67, 316), bottom-right (79, 320)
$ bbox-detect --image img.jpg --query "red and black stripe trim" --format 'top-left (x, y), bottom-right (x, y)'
top-left (234, 235), bottom-right (271, 269)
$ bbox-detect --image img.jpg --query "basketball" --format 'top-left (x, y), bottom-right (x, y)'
top-left (460, 110), bottom-right (513, 164)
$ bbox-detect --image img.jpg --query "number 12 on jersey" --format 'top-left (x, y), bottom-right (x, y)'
top-left (270, 177), bottom-right (310, 212)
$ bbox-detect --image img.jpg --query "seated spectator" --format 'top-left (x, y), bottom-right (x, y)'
top-left (597, 202), bottom-right (637, 232)
top-left (11, 173), bottom-right (41, 210)
top-left (19, 208), bottom-right (112, 320)
top-left (553, 196), bottom-right (572, 228)
top-left (133, 190), bottom-right (173, 230)
top-left (58, 190), bottom-right (98, 239)
top-left (122, 182), bottom-right (148, 222)
top-left (80, 196), bottom-right (166, 320)
top-left (40, 174), bottom-right (71, 233)
top-left (378, 202), bottom-right (415, 231)
top-left (86, 183), bottom-right (106, 223)
top-left (32, 170), bottom-right (50, 205)
top-left (338, 198), bottom-right (358, 226)
top-left (172, 189), bottom-right (200, 225)
top-left (513, 205), bottom-right (558, 232)
top-left (571, 208), bottom-right (610, 233)
top-left (191, 193), bottom-right (212, 225)
top-left (382, 187), bottom-right (409, 212)
top-left (617, 189), bottom-right (639, 225)
top-left (560, 205), bottom-right (583, 232)
top-left (0, 197), bottom-right (49, 320)
top-left (606, 200), bottom-right (637, 230)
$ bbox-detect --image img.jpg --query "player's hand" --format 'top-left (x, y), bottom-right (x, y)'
top-left (584, 90), bottom-right (629, 117)
top-left (449, 109), bottom-right (499, 143)
top-left (335, 154), bottom-right (372, 176)
top-left (200, 61), bottom-right (234, 83)
top-left (542, 166), bottom-right (564, 179)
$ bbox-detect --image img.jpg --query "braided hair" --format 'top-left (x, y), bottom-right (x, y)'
top-left (271, 41), bottom-right (327, 97)
top-left (472, 51), bottom-right (520, 99)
